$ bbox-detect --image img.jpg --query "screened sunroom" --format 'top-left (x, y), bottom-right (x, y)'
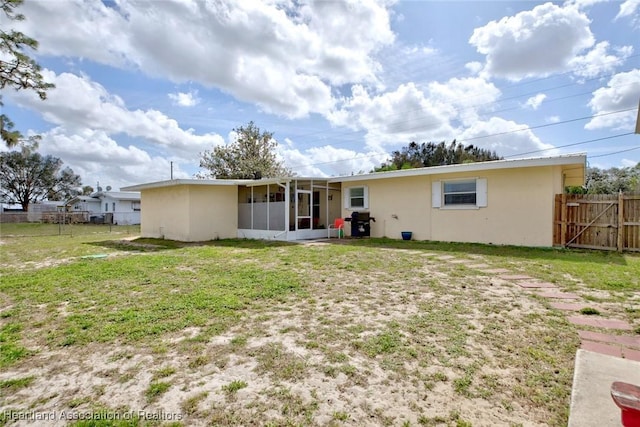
top-left (237, 178), bottom-right (342, 241)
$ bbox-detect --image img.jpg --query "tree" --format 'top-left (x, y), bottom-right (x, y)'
top-left (1, 0), bottom-right (54, 147)
top-left (374, 140), bottom-right (502, 171)
top-left (0, 143), bottom-right (81, 211)
top-left (585, 164), bottom-right (640, 194)
top-left (0, 107), bottom-right (21, 147)
top-left (198, 121), bottom-right (291, 179)
top-left (81, 185), bottom-right (94, 195)
top-left (566, 163), bottom-right (640, 194)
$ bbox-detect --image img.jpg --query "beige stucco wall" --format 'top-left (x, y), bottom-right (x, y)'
top-left (342, 175), bottom-right (432, 241)
top-left (188, 185), bottom-right (237, 240)
top-left (430, 167), bottom-right (554, 246)
top-left (341, 165), bottom-right (562, 247)
top-left (141, 186), bottom-right (190, 241)
top-left (140, 185), bottom-right (237, 241)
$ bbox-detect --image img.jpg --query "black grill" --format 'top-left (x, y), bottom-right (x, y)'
top-left (346, 211), bottom-right (375, 237)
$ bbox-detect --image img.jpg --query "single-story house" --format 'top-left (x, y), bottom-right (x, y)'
top-left (66, 191), bottom-right (141, 225)
top-left (122, 153), bottom-right (586, 247)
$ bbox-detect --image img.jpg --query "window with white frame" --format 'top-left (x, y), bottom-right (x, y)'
top-left (432, 178), bottom-right (487, 208)
top-left (132, 201), bottom-right (141, 212)
top-left (345, 186), bottom-right (368, 210)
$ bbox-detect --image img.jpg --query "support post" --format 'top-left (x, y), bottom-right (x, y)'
top-left (560, 194), bottom-right (567, 246)
top-left (617, 192), bottom-right (624, 252)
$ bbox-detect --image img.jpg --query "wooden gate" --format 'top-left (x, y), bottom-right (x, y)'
top-left (553, 193), bottom-right (640, 252)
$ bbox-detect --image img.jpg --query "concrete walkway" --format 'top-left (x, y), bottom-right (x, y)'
top-left (568, 350), bottom-right (640, 427)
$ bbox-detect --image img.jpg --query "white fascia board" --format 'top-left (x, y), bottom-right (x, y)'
top-left (122, 179), bottom-right (240, 191)
top-left (239, 177), bottom-right (333, 187)
top-left (328, 153), bottom-right (587, 183)
top-left (239, 178), bottom-right (291, 187)
top-left (123, 176), bottom-right (330, 191)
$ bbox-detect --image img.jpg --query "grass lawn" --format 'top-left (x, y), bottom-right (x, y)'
top-left (0, 227), bottom-right (638, 426)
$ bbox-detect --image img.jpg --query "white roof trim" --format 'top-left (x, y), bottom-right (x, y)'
top-left (122, 154), bottom-right (586, 191)
top-left (328, 153), bottom-right (587, 183)
top-left (122, 177), bottom-right (332, 191)
top-left (122, 179), bottom-right (241, 191)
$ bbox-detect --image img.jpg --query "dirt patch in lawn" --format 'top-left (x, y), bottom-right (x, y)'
top-left (0, 246), bottom-right (578, 426)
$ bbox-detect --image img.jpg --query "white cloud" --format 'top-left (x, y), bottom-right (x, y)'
top-left (585, 69), bottom-right (640, 130)
top-left (326, 76), bottom-right (501, 150)
top-left (168, 90), bottom-right (200, 107)
top-left (37, 128), bottom-right (189, 191)
top-left (524, 94), bottom-right (547, 110)
top-left (458, 117), bottom-right (556, 158)
top-left (15, 0), bottom-right (396, 118)
top-left (465, 62), bottom-right (483, 75)
top-left (7, 70), bottom-right (224, 156)
top-left (469, 3), bottom-right (595, 80)
top-left (621, 158), bottom-right (639, 167)
top-left (569, 42), bottom-right (633, 78)
top-left (547, 116), bottom-right (561, 123)
top-left (4, 70), bottom-right (226, 188)
top-left (328, 83), bottom-right (457, 149)
top-left (615, 0), bottom-right (640, 22)
top-left (427, 77), bottom-right (501, 126)
top-left (564, 0), bottom-right (609, 9)
top-left (281, 144), bottom-right (388, 177)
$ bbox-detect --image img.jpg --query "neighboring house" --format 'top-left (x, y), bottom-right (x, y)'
top-left (66, 195), bottom-right (102, 215)
top-left (122, 153), bottom-right (586, 247)
top-left (66, 191), bottom-right (141, 225)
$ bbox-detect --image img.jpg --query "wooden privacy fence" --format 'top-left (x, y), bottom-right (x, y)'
top-left (554, 193), bottom-right (640, 252)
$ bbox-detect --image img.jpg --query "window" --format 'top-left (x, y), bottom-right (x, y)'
top-left (444, 180), bottom-right (476, 205)
top-left (105, 203), bottom-right (108, 212)
top-left (345, 186), bottom-right (368, 210)
top-left (432, 178), bottom-right (487, 209)
top-left (132, 201), bottom-right (141, 212)
top-left (112, 202), bottom-right (116, 212)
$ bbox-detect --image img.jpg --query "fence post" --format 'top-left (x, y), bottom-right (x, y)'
top-left (560, 194), bottom-right (567, 246)
top-left (617, 192), bottom-right (624, 252)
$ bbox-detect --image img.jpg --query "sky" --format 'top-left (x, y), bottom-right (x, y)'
top-left (2, 0), bottom-right (640, 191)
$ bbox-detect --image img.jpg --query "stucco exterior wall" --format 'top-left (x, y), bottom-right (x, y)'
top-left (430, 167), bottom-right (554, 246)
top-left (188, 185), bottom-right (237, 240)
top-left (342, 175), bottom-right (432, 241)
top-left (141, 186), bottom-right (190, 240)
top-left (341, 165), bottom-right (560, 247)
top-left (141, 185), bottom-right (237, 241)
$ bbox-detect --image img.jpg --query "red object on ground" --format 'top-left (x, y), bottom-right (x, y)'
top-left (611, 381), bottom-right (640, 427)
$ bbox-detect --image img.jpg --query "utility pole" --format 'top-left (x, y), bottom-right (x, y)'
top-left (635, 98), bottom-right (639, 134)
top-left (170, 161), bottom-right (174, 180)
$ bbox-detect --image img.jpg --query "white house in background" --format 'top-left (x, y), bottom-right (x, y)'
top-left (67, 195), bottom-right (102, 214)
top-left (67, 191), bottom-right (141, 224)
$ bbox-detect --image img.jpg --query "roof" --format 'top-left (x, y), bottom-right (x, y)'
top-left (328, 153), bottom-right (587, 183)
top-left (65, 195), bottom-right (102, 206)
top-left (96, 191), bottom-right (140, 200)
top-left (121, 177), bottom-right (332, 191)
top-left (122, 179), bottom-right (242, 191)
top-left (122, 153), bottom-right (587, 191)
top-left (67, 191), bottom-right (140, 205)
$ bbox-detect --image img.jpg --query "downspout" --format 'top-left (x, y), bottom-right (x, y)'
top-left (326, 181), bottom-right (329, 233)
top-left (250, 186), bottom-right (254, 230)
